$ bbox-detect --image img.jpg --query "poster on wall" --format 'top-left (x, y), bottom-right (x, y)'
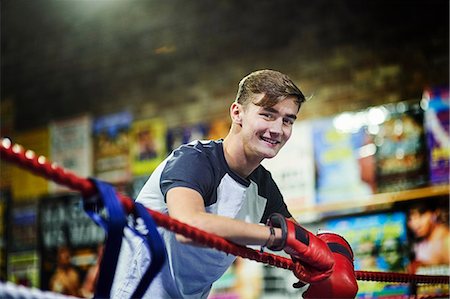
top-left (130, 118), bottom-right (167, 176)
top-left (324, 212), bottom-right (410, 298)
top-left (93, 111), bottom-right (132, 184)
top-left (39, 194), bottom-right (105, 294)
top-left (374, 102), bottom-right (428, 193)
top-left (262, 121), bottom-right (316, 216)
top-left (10, 127), bottom-right (50, 201)
top-left (166, 122), bottom-right (209, 153)
top-left (312, 115), bottom-right (375, 204)
top-left (405, 197), bottom-right (449, 297)
top-left (423, 87), bottom-right (449, 185)
top-left (49, 115), bottom-right (93, 193)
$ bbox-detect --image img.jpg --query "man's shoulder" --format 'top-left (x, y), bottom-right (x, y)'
top-left (162, 139), bottom-right (226, 175)
top-left (184, 139), bottom-right (223, 151)
top-left (173, 139), bottom-right (223, 160)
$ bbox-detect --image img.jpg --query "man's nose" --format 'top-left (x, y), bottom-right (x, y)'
top-left (269, 118), bottom-right (283, 134)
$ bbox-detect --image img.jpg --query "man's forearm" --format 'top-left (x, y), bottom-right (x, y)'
top-left (173, 212), bottom-right (282, 246)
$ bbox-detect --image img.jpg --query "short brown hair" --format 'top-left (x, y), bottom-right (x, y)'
top-left (235, 70), bottom-right (305, 109)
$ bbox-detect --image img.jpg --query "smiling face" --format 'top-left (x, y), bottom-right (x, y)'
top-left (233, 94), bottom-right (299, 161)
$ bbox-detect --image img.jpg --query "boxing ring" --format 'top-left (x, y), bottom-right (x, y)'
top-left (0, 137), bottom-right (448, 299)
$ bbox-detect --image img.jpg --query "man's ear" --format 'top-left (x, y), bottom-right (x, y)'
top-left (230, 102), bottom-right (242, 125)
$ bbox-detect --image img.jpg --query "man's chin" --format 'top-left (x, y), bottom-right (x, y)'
top-left (261, 150), bottom-right (279, 159)
top-left (254, 143), bottom-right (281, 159)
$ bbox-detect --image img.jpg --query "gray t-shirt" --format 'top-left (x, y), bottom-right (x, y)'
top-left (112, 140), bottom-right (291, 298)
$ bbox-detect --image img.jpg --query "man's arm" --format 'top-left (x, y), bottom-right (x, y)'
top-left (166, 186), bottom-right (280, 246)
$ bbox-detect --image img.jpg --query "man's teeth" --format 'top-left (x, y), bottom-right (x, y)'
top-left (261, 137), bottom-right (279, 144)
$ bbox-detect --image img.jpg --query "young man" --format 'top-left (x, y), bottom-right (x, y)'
top-left (112, 70), bottom-right (357, 298)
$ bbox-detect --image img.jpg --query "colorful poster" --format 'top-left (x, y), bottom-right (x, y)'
top-left (312, 115), bottom-right (375, 204)
top-left (10, 127), bottom-right (50, 201)
top-left (423, 88), bottom-right (449, 185)
top-left (324, 212), bottom-right (410, 298)
top-left (262, 121), bottom-right (316, 215)
top-left (93, 111), bottom-right (132, 184)
top-left (49, 115), bottom-right (93, 193)
top-left (375, 102), bottom-right (428, 192)
top-left (130, 118), bottom-right (167, 176)
top-left (39, 194), bottom-right (105, 294)
top-left (166, 122), bottom-right (209, 153)
top-left (406, 197), bottom-right (449, 296)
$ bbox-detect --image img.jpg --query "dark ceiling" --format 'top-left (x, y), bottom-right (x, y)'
top-left (1, 0), bottom-right (449, 130)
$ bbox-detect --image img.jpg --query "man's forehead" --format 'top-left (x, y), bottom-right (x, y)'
top-left (258, 98), bottom-right (300, 112)
top-left (256, 104), bottom-right (299, 119)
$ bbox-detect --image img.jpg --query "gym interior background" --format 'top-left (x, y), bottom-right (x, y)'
top-left (1, 0), bottom-right (449, 298)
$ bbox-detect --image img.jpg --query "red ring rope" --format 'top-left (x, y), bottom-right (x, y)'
top-left (1, 137), bottom-right (449, 285)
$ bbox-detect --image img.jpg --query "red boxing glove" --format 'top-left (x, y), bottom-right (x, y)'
top-left (303, 232), bottom-right (358, 299)
top-left (267, 214), bottom-right (334, 282)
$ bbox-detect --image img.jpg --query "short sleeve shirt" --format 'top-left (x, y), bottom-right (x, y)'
top-left (130, 140), bottom-right (291, 298)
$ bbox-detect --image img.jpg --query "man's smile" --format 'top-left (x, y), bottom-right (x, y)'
top-left (260, 136), bottom-right (281, 145)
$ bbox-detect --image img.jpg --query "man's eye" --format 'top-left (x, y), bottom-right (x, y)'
top-left (261, 113), bottom-right (273, 119)
top-left (283, 118), bottom-right (294, 125)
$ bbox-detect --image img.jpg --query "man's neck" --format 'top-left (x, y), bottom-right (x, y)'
top-left (222, 135), bottom-right (262, 178)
